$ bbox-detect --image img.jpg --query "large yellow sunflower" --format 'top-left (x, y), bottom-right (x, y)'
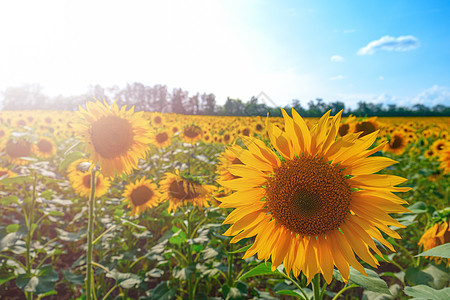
top-left (74, 100), bottom-right (152, 177)
top-left (159, 170), bottom-right (216, 213)
top-left (122, 177), bottom-right (161, 216)
top-left (217, 109), bottom-right (410, 284)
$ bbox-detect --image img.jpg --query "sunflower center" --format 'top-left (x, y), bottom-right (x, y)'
top-left (242, 128), bottom-right (250, 136)
top-left (390, 135), bottom-right (403, 149)
top-left (266, 157), bottom-right (352, 236)
top-left (169, 180), bottom-right (199, 200)
top-left (355, 121), bottom-right (376, 137)
top-left (5, 139), bottom-right (32, 158)
top-left (338, 124), bottom-right (349, 136)
top-left (82, 174), bottom-right (102, 189)
top-left (183, 125), bottom-right (202, 138)
top-left (90, 116), bottom-right (134, 158)
top-left (156, 132), bottom-right (169, 144)
top-left (255, 124), bottom-right (263, 132)
top-left (130, 185), bottom-right (154, 206)
top-left (37, 139), bottom-right (53, 153)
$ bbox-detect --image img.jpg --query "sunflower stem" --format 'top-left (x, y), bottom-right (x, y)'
top-left (25, 171), bottom-right (37, 300)
top-left (279, 271), bottom-right (309, 300)
top-left (86, 169), bottom-right (97, 300)
top-left (312, 274), bottom-right (321, 300)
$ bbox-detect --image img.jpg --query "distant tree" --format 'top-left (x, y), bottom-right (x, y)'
top-left (200, 93), bottom-right (216, 115)
top-left (223, 98), bottom-right (245, 116)
top-left (171, 88), bottom-right (188, 114)
top-left (1, 84), bottom-right (49, 110)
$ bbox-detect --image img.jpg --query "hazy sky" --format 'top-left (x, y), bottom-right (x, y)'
top-left (1, 0), bottom-right (449, 108)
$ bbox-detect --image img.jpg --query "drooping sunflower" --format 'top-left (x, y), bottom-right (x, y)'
top-left (159, 170), bottom-right (216, 213)
top-left (69, 170), bottom-right (110, 198)
top-left (74, 100), bottom-right (152, 177)
top-left (383, 131), bottom-right (408, 155)
top-left (122, 177), bottom-right (161, 216)
top-left (5, 138), bottom-right (34, 165)
top-left (217, 109), bottom-right (410, 284)
top-left (34, 137), bottom-right (57, 158)
top-left (418, 218), bottom-right (449, 266)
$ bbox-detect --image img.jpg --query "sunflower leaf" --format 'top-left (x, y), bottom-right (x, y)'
top-left (404, 285), bottom-right (450, 300)
top-left (238, 262), bottom-right (280, 280)
top-left (334, 267), bottom-right (391, 295)
top-left (416, 243), bottom-right (450, 259)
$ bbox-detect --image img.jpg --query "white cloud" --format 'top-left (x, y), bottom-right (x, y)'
top-left (330, 75), bottom-right (344, 80)
top-left (330, 55), bottom-right (344, 62)
top-left (412, 85), bottom-right (450, 106)
top-left (378, 76), bottom-right (384, 80)
top-left (357, 35), bottom-right (420, 55)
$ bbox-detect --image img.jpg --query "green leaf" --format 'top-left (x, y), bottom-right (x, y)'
top-left (63, 270), bottom-right (84, 285)
top-left (55, 228), bottom-right (85, 242)
top-left (148, 281), bottom-right (177, 300)
top-left (0, 270), bottom-right (15, 285)
top-left (404, 285), bottom-right (450, 300)
top-left (40, 190), bottom-right (53, 200)
top-left (16, 265), bottom-right (59, 294)
top-left (48, 211), bottom-right (64, 217)
top-left (0, 176), bottom-right (33, 185)
top-left (238, 262), bottom-right (279, 281)
top-left (106, 269), bottom-right (142, 289)
top-left (333, 267), bottom-right (391, 295)
top-left (6, 224), bottom-right (20, 233)
top-left (169, 229), bottom-right (187, 245)
top-left (422, 264), bottom-right (450, 289)
top-left (416, 243), bottom-right (450, 259)
top-left (1, 195), bottom-right (19, 205)
top-left (59, 151), bottom-right (84, 172)
top-left (276, 289), bottom-right (304, 298)
top-left (173, 265), bottom-right (195, 280)
top-left (405, 267), bottom-right (434, 286)
top-left (407, 201), bottom-right (427, 214)
top-left (228, 244), bottom-right (251, 254)
top-left (119, 218), bottom-right (146, 230)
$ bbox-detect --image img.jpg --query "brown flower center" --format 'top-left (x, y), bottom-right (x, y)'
top-left (90, 116), bottom-right (134, 158)
top-left (355, 121), bottom-right (376, 137)
top-left (37, 139), bottom-right (53, 153)
top-left (130, 185), bottom-right (154, 206)
top-left (5, 139), bottom-right (32, 158)
top-left (82, 174), bottom-right (102, 189)
top-left (390, 135), bottom-right (404, 149)
top-left (155, 132), bottom-right (169, 144)
top-left (169, 179), bottom-right (200, 200)
top-left (183, 125), bottom-right (202, 139)
top-left (266, 157), bottom-right (352, 236)
top-left (338, 123), bottom-right (349, 136)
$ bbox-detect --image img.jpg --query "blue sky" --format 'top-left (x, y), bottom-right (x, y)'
top-left (0, 0), bottom-right (449, 109)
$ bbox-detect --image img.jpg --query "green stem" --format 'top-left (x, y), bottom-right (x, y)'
top-left (312, 274), bottom-right (321, 300)
top-left (331, 284), bottom-right (358, 300)
top-left (0, 254), bottom-right (26, 270)
top-left (25, 171), bottom-right (37, 300)
top-left (391, 239), bottom-right (415, 265)
top-left (86, 169), bottom-right (97, 300)
top-left (279, 271), bottom-right (309, 300)
top-left (227, 243), bottom-right (234, 287)
top-left (102, 285), bottom-right (118, 300)
top-left (93, 225), bottom-right (117, 245)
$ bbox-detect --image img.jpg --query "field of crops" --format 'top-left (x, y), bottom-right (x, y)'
top-left (0, 100), bottom-right (449, 300)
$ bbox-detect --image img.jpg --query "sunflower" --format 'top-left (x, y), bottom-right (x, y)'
top-left (5, 138), bottom-right (34, 165)
top-left (159, 170), bottom-right (216, 213)
top-left (383, 131), bottom-right (408, 155)
top-left (150, 130), bottom-right (172, 148)
top-left (122, 177), bottom-right (161, 216)
top-left (69, 170), bottom-right (110, 198)
top-left (338, 115), bottom-right (356, 137)
top-left (217, 109), bottom-right (410, 284)
top-left (431, 139), bottom-right (448, 155)
top-left (74, 100), bottom-right (152, 177)
top-left (354, 117), bottom-right (378, 137)
top-left (34, 137), bottom-right (57, 158)
top-left (418, 219), bottom-right (450, 266)
top-left (181, 124), bottom-right (203, 143)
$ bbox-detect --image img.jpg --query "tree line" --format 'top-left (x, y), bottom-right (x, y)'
top-left (1, 82), bottom-right (449, 117)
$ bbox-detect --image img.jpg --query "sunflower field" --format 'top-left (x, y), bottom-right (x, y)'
top-left (0, 100), bottom-right (449, 300)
